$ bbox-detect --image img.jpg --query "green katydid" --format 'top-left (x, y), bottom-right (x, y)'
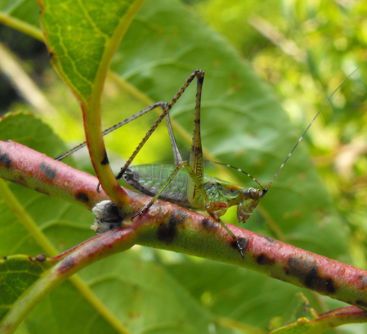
top-left (56, 69), bottom-right (356, 255)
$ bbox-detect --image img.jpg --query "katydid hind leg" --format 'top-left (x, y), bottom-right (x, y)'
top-left (187, 70), bottom-right (205, 205)
top-left (116, 70), bottom-right (206, 180)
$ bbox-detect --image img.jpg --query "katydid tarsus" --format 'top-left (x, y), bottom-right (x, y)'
top-left (56, 69), bottom-right (356, 256)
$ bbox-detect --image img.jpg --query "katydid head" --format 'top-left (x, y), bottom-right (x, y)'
top-left (203, 180), bottom-right (268, 222)
top-left (204, 161), bottom-right (269, 221)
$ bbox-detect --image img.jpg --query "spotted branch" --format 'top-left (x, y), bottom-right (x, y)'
top-left (1, 140), bottom-right (367, 311)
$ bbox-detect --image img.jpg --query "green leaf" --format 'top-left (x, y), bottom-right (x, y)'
top-left (0, 112), bottom-right (65, 156)
top-left (77, 253), bottom-right (232, 334)
top-left (39, 0), bottom-right (142, 103)
top-left (0, 255), bottom-right (48, 322)
top-left (167, 259), bottom-right (319, 331)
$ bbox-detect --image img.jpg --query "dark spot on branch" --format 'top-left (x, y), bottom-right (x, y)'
top-left (256, 253), bottom-right (275, 265)
top-left (39, 162), bottom-right (56, 179)
top-left (201, 218), bottom-right (218, 231)
top-left (157, 223), bottom-right (177, 243)
top-left (304, 267), bottom-right (336, 293)
top-left (75, 192), bottom-right (89, 203)
top-left (287, 257), bottom-right (336, 294)
top-left (359, 275), bottom-right (367, 288)
top-left (157, 213), bottom-right (185, 244)
top-left (2, 256), bottom-right (7, 260)
top-left (100, 150), bottom-right (109, 165)
top-left (0, 151), bottom-right (11, 168)
top-left (264, 236), bottom-right (275, 243)
top-left (286, 257), bottom-right (302, 276)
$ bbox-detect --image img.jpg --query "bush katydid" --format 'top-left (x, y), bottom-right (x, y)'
top-left (56, 69), bottom-right (356, 256)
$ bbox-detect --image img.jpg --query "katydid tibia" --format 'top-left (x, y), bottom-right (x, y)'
top-left (56, 69), bottom-right (356, 256)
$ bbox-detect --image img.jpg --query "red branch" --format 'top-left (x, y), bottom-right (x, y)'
top-left (1, 140), bottom-right (367, 311)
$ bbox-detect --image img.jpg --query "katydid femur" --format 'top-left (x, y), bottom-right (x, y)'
top-left (56, 69), bottom-right (355, 256)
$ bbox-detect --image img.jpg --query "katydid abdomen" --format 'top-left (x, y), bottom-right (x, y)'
top-left (122, 164), bottom-right (193, 208)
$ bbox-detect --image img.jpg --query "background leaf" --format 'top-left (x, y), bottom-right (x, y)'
top-left (0, 256), bottom-right (48, 322)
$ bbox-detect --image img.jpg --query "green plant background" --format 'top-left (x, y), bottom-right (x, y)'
top-left (0, 0), bottom-right (366, 333)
